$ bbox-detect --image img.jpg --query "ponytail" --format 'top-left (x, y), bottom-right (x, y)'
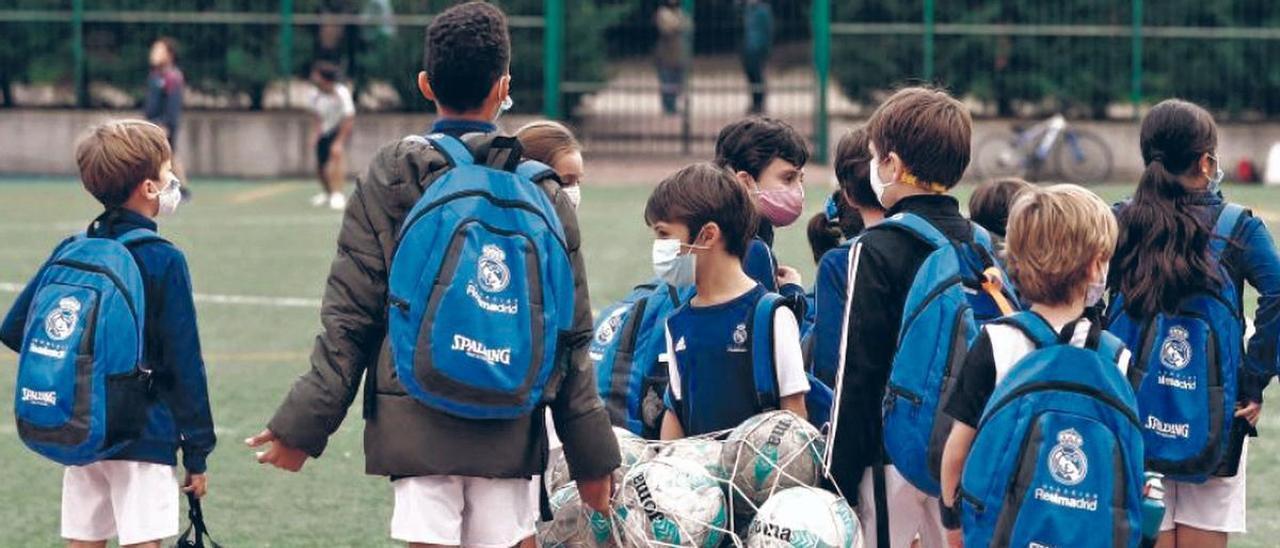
top-left (1112, 99), bottom-right (1221, 318)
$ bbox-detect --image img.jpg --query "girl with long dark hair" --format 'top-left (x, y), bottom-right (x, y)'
top-left (1110, 99), bottom-right (1280, 548)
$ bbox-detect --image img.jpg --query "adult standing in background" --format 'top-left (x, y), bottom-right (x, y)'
top-left (308, 61), bottom-right (355, 211)
top-left (741, 0), bottom-right (773, 114)
top-left (654, 0), bottom-right (690, 116)
top-left (144, 37), bottom-right (187, 197)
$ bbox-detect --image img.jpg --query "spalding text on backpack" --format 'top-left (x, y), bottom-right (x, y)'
top-left (592, 279), bottom-right (682, 438)
top-left (1106, 203), bottom-right (1247, 482)
top-left (878, 213), bottom-right (1019, 496)
top-left (15, 229), bottom-right (159, 465)
top-left (961, 312), bottom-right (1144, 548)
top-left (388, 134), bottom-right (575, 419)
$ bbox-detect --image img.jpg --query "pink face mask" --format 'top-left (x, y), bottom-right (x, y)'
top-left (755, 184), bottom-right (805, 227)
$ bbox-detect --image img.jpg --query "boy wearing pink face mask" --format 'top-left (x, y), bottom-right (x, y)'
top-left (714, 117), bottom-right (809, 302)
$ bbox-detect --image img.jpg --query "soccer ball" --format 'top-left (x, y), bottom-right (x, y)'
top-left (721, 410), bottom-right (826, 510)
top-left (746, 487), bottom-right (861, 548)
top-left (537, 483), bottom-right (616, 548)
top-left (615, 456), bottom-right (728, 548)
top-left (548, 427), bottom-right (653, 494)
top-left (656, 437), bottom-right (727, 481)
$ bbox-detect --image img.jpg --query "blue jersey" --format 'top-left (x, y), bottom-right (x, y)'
top-left (810, 244), bottom-right (851, 386)
top-left (664, 284), bottom-right (772, 435)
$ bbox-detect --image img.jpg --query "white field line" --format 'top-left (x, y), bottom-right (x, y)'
top-left (0, 282), bottom-right (320, 309)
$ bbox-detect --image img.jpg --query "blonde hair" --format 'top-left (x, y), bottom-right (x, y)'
top-left (1006, 184), bottom-right (1117, 306)
top-left (515, 120), bottom-right (580, 166)
top-left (75, 119), bottom-right (172, 207)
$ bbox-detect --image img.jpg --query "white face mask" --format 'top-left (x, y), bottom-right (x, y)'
top-left (157, 175), bottom-right (182, 216)
top-left (652, 233), bottom-right (708, 288)
top-left (869, 155), bottom-right (892, 207)
top-left (562, 185), bottom-right (582, 210)
top-left (1085, 267), bottom-right (1108, 308)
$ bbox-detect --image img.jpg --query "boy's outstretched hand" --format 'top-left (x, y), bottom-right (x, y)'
top-left (182, 472), bottom-right (208, 498)
top-left (577, 474), bottom-right (614, 514)
top-left (246, 429), bottom-right (310, 472)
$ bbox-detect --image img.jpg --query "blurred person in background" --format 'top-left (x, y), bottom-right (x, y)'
top-left (741, 0), bottom-right (773, 114)
top-left (309, 61), bottom-right (355, 211)
top-left (654, 0), bottom-right (690, 116)
top-left (516, 120), bottom-right (584, 209)
top-left (144, 37), bottom-right (187, 199)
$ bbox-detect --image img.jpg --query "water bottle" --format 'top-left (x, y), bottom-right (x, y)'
top-left (1140, 472), bottom-right (1166, 548)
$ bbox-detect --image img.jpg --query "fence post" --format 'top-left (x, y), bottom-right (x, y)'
top-left (543, 0), bottom-right (564, 119)
top-left (72, 0), bottom-right (86, 107)
top-left (811, 0), bottom-right (829, 164)
top-left (280, 0), bottom-right (294, 109)
top-left (922, 0), bottom-right (935, 81)
top-left (1130, 0), bottom-right (1143, 118)
top-left (681, 0), bottom-right (695, 155)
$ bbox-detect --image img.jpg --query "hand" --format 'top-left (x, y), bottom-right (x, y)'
top-left (576, 473), bottom-right (614, 514)
top-left (946, 528), bottom-right (964, 548)
top-left (1235, 401), bottom-right (1262, 427)
top-left (182, 472), bottom-right (208, 498)
top-left (246, 429), bottom-right (310, 472)
top-left (777, 265), bottom-right (802, 288)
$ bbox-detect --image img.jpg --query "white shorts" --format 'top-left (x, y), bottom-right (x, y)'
top-left (1159, 442), bottom-right (1248, 534)
top-left (391, 475), bottom-right (537, 547)
top-left (61, 461), bottom-right (179, 545)
top-left (856, 465), bottom-right (946, 548)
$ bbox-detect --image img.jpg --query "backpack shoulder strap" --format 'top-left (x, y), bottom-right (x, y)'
top-left (424, 133), bottom-right (474, 168)
top-left (1210, 203), bottom-right (1248, 255)
top-left (751, 292), bottom-right (785, 408)
top-left (516, 159), bottom-right (557, 183)
top-left (116, 228), bottom-right (166, 249)
top-left (971, 222), bottom-right (995, 250)
top-left (995, 311), bottom-right (1059, 349)
top-left (879, 212), bottom-right (950, 249)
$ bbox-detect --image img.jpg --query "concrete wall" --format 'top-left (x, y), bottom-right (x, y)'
top-left (2, 108), bottom-right (1278, 183)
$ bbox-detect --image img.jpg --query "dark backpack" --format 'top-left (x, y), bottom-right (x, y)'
top-left (1106, 203), bottom-right (1248, 482)
top-left (386, 133), bottom-right (574, 420)
top-left (961, 312), bottom-right (1144, 548)
top-left (15, 229), bottom-right (159, 465)
top-left (591, 279), bottom-right (682, 438)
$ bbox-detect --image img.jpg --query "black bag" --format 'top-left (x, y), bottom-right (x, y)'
top-left (174, 493), bottom-right (222, 548)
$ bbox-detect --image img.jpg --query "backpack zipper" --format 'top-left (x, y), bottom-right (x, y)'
top-left (979, 381), bottom-right (1140, 430)
top-left (49, 259), bottom-right (138, 327)
top-left (399, 189), bottom-right (568, 253)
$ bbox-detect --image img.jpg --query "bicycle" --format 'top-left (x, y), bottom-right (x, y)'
top-left (975, 114), bottom-right (1113, 184)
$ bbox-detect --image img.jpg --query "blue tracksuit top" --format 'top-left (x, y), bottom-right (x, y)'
top-left (1, 208), bottom-right (216, 472)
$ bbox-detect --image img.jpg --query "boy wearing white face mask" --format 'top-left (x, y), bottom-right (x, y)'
top-left (714, 117), bottom-right (809, 300)
top-left (1, 119), bottom-right (214, 547)
top-left (938, 184), bottom-right (1124, 547)
top-left (647, 163), bottom-right (809, 439)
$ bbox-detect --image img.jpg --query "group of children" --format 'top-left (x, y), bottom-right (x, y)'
top-left (3, 2), bottom-right (1278, 547)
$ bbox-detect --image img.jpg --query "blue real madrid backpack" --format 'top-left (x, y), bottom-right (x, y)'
top-left (387, 134), bottom-right (575, 419)
top-left (960, 312), bottom-right (1144, 548)
top-left (14, 229), bottom-right (159, 465)
top-left (591, 279), bottom-right (682, 437)
top-left (1106, 203), bottom-right (1248, 482)
top-left (751, 293), bottom-right (835, 430)
top-left (879, 213), bottom-right (1019, 496)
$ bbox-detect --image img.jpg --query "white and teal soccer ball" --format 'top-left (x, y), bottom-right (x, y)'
top-left (615, 456), bottom-right (728, 548)
top-left (548, 427), bottom-right (653, 494)
top-left (721, 410), bottom-right (826, 509)
top-left (537, 483), bottom-right (616, 548)
top-left (656, 437), bottom-right (727, 481)
top-left (746, 487), bottom-right (861, 548)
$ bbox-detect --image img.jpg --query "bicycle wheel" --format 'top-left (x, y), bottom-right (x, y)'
top-left (975, 132), bottom-right (1028, 179)
top-left (1054, 130), bottom-right (1113, 184)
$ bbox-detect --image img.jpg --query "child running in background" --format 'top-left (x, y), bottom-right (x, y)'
top-left (652, 163), bottom-right (809, 439)
top-left (1108, 99), bottom-right (1279, 548)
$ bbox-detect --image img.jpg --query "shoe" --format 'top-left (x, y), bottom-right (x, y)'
top-left (328, 193), bottom-right (347, 210)
top-left (310, 193), bottom-right (329, 207)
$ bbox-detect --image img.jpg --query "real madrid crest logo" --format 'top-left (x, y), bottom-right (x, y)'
top-left (1048, 428), bottom-right (1088, 486)
top-left (476, 244), bottom-right (511, 293)
top-left (594, 306), bottom-right (630, 345)
top-left (44, 297), bottom-right (82, 341)
top-left (1160, 325), bottom-right (1192, 371)
top-left (732, 323), bottom-right (748, 346)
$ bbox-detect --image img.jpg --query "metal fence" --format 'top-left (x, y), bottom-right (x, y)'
top-left (1, 1), bottom-right (1277, 162)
